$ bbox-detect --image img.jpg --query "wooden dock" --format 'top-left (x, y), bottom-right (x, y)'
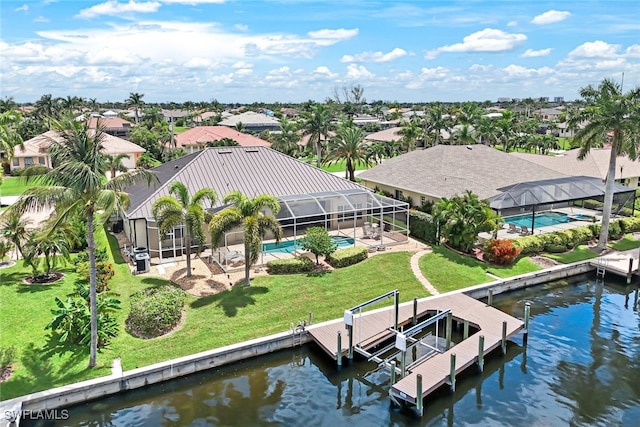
top-left (307, 292), bottom-right (524, 410)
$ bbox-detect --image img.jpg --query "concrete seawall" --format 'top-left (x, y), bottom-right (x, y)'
top-left (0, 261), bottom-right (596, 426)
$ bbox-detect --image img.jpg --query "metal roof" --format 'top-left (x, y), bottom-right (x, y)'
top-left (488, 175), bottom-right (635, 210)
top-left (125, 146), bottom-right (385, 220)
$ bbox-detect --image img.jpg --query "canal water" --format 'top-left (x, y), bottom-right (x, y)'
top-left (31, 277), bottom-right (640, 426)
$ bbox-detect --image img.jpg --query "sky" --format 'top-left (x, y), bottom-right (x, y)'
top-left (1, 0), bottom-right (639, 104)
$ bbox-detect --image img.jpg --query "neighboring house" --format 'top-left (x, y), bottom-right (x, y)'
top-left (352, 114), bottom-right (380, 127)
top-left (162, 109), bottom-right (191, 123)
top-left (364, 127), bottom-right (402, 144)
top-left (12, 130), bottom-right (145, 171)
top-left (173, 126), bottom-right (271, 153)
top-left (534, 108), bottom-right (563, 121)
top-left (218, 111), bottom-right (281, 133)
top-left (87, 117), bottom-right (135, 138)
top-left (358, 144), bottom-right (567, 207)
top-left (512, 148), bottom-right (640, 188)
top-left (122, 146), bottom-right (408, 263)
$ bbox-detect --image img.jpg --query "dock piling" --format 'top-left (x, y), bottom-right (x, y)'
top-left (445, 312), bottom-right (452, 350)
top-left (401, 351), bottom-right (407, 378)
top-left (634, 288), bottom-right (639, 309)
top-left (524, 302), bottom-right (531, 345)
top-left (394, 291), bottom-right (400, 331)
top-left (450, 353), bottom-right (457, 392)
top-left (347, 325), bottom-right (353, 360)
top-left (628, 258), bottom-right (634, 284)
top-left (390, 361), bottom-right (397, 385)
top-left (478, 335), bottom-right (485, 372)
top-left (463, 319), bottom-right (469, 340)
top-left (501, 321), bottom-right (507, 354)
top-left (413, 297), bottom-right (418, 325)
top-left (308, 312), bottom-right (313, 325)
top-left (488, 289), bottom-right (493, 306)
top-left (416, 374), bottom-right (424, 416)
top-left (337, 332), bottom-right (342, 367)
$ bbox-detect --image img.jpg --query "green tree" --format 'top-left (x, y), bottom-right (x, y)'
top-left (0, 110), bottom-right (25, 165)
top-left (569, 78), bottom-right (640, 251)
top-left (152, 181), bottom-right (217, 278)
top-left (299, 227), bottom-right (337, 264)
top-left (271, 118), bottom-right (300, 156)
top-left (0, 210), bottom-right (31, 260)
top-left (11, 118), bottom-right (156, 367)
top-left (325, 123), bottom-right (370, 181)
top-left (424, 104), bottom-right (450, 146)
top-left (209, 191), bottom-right (283, 286)
top-left (104, 153), bottom-right (130, 180)
top-left (451, 124), bottom-right (477, 145)
top-left (0, 240), bottom-right (12, 264)
top-left (126, 92), bottom-right (145, 124)
top-left (433, 191), bottom-right (501, 252)
top-left (301, 104), bottom-right (332, 167)
top-left (397, 116), bottom-right (422, 151)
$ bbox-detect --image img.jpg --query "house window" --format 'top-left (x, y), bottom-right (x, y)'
top-left (395, 190), bottom-right (403, 200)
top-left (24, 157), bottom-right (33, 166)
top-left (420, 196), bottom-right (426, 205)
top-left (12, 158), bottom-right (19, 167)
top-left (38, 157), bottom-right (46, 165)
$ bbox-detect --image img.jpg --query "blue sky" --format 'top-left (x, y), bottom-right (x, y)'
top-left (1, 0), bottom-right (639, 104)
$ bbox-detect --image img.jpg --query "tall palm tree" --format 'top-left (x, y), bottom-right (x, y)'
top-left (397, 116), bottom-right (422, 151)
top-left (325, 123), bottom-right (370, 181)
top-left (152, 181), bottom-right (217, 278)
top-left (451, 124), bottom-right (477, 145)
top-left (0, 210), bottom-right (31, 260)
top-left (476, 116), bottom-right (499, 146)
top-left (104, 153), bottom-right (130, 180)
top-left (209, 191), bottom-right (282, 287)
top-left (424, 104), bottom-right (450, 146)
top-left (11, 118), bottom-right (156, 367)
top-left (271, 118), bottom-right (300, 157)
top-left (126, 92), bottom-right (145, 124)
top-left (34, 94), bottom-right (60, 130)
top-left (0, 110), bottom-right (24, 165)
top-left (301, 104), bottom-right (332, 167)
top-left (497, 110), bottom-right (517, 152)
top-left (569, 78), bottom-right (640, 251)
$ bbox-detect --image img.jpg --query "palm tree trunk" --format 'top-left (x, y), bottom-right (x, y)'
top-left (87, 208), bottom-right (98, 367)
top-left (185, 225), bottom-right (192, 277)
top-left (597, 141), bottom-right (618, 250)
top-left (316, 137), bottom-right (322, 168)
top-left (244, 241), bottom-right (251, 287)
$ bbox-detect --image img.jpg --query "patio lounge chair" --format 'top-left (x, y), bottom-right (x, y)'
top-left (520, 225), bottom-right (531, 236)
top-left (507, 223), bottom-right (519, 234)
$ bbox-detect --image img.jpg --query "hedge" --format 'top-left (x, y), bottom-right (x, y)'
top-left (126, 286), bottom-right (185, 338)
top-left (408, 210), bottom-right (438, 244)
top-left (326, 247), bottom-right (368, 268)
top-left (266, 257), bottom-right (315, 274)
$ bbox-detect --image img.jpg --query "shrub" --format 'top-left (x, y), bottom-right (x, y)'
top-left (408, 210), bottom-right (438, 244)
top-left (608, 221), bottom-right (623, 239)
top-left (0, 346), bottom-right (17, 371)
top-left (570, 226), bottom-right (595, 246)
top-left (74, 248), bottom-right (109, 265)
top-left (127, 286), bottom-right (185, 338)
top-left (511, 235), bottom-right (544, 255)
top-left (541, 234), bottom-right (567, 253)
top-left (620, 217), bottom-right (640, 233)
top-left (266, 257), bottom-right (315, 274)
top-left (326, 247), bottom-right (368, 268)
top-left (484, 239), bottom-right (521, 265)
top-left (299, 227), bottom-right (337, 264)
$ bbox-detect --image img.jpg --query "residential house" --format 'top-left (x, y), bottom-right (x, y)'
top-left (218, 111), bottom-right (281, 133)
top-left (173, 126), bottom-right (271, 154)
top-left (87, 116), bottom-right (135, 138)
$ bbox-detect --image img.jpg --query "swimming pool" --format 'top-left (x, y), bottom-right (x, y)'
top-left (262, 235), bottom-right (355, 254)
top-left (504, 211), bottom-right (574, 228)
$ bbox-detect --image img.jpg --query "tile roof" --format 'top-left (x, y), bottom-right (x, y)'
top-left (87, 117), bottom-right (134, 129)
top-left (14, 130), bottom-right (145, 158)
top-left (364, 127), bottom-right (402, 143)
top-left (174, 126), bottom-right (270, 148)
top-left (511, 148), bottom-right (640, 180)
top-left (357, 144), bottom-right (567, 200)
top-left (124, 146), bottom-right (366, 219)
top-left (218, 111), bottom-right (280, 126)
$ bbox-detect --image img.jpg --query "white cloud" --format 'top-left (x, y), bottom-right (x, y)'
top-left (76, 1), bottom-right (161, 19)
top-left (507, 20), bottom-right (517, 27)
top-left (307, 28), bottom-right (358, 42)
top-left (521, 48), bottom-right (552, 58)
top-left (34, 16), bottom-right (50, 23)
top-left (557, 41), bottom-right (640, 74)
top-left (15, 4), bottom-right (29, 12)
top-left (341, 48), bottom-right (407, 63)
top-left (345, 64), bottom-right (374, 79)
top-left (426, 28), bottom-right (526, 58)
top-left (502, 64), bottom-right (554, 78)
top-left (160, 0), bottom-right (226, 4)
top-left (314, 66), bottom-right (338, 79)
top-left (568, 40), bottom-right (620, 58)
top-left (235, 23), bottom-right (248, 31)
top-left (531, 10), bottom-right (571, 25)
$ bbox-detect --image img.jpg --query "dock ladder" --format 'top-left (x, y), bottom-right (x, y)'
top-left (595, 257), bottom-right (608, 278)
top-left (290, 321), bottom-right (306, 347)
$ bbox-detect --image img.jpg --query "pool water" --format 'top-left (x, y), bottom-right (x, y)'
top-left (505, 211), bottom-right (573, 228)
top-left (262, 235), bottom-right (355, 254)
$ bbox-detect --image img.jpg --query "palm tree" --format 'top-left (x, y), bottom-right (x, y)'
top-left (126, 92), bottom-right (145, 124)
top-left (104, 153), bottom-right (130, 180)
top-left (397, 116), bottom-right (422, 151)
top-left (151, 181), bottom-right (217, 278)
top-left (325, 123), bottom-right (370, 181)
top-left (0, 210), bottom-right (31, 260)
top-left (209, 191), bottom-right (282, 287)
top-left (34, 94), bottom-right (60, 130)
top-left (271, 118), bottom-right (300, 157)
top-left (11, 118), bottom-right (156, 367)
top-left (0, 110), bottom-right (24, 165)
top-left (497, 110), bottom-right (517, 152)
top-left (451, 124), bottom-right (477, 145)
top-left (476, 116), bottom-right (499, 146)
top-left (569, 78), bottom-right (640, 251)
top-left (301, 104), bottom-right (332, 167)
top-left (424, 104), bottom-right (450, 146)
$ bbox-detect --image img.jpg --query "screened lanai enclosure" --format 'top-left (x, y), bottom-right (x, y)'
top-left (142, 188), bottom-right (409, 269)
top-left (489, 176), bottom-right (636, 234)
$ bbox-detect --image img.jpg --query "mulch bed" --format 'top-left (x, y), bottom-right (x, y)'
top-left (23, 272), bottom-right (64, 285)
top-left (126, 310), bottom-right (187, 340)
top-left (0, 261), bottom-right (16, 269)
top-left (0, 366), bottom-right (12, 383)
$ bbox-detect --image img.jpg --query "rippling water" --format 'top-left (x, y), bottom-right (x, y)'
top-left (29, 277), bottom-right (640, 426)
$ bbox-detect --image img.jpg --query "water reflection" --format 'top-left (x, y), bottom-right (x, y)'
top-left (30, 277), bottom-right (640, 427)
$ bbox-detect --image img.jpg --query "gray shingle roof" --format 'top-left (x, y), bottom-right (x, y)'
top-left (357, 144), bottom-right (568, 200)
top-left (125, 146), bottom-right (366, 219)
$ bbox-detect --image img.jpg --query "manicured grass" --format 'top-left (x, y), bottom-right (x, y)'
top-left (419, 246), bottom-right (541, 293)
top-left (0, 177), bottom-right (33, 197)
top-left (609, 234), bottom-right (640, 251)
top-left (173, 126), bottom-right (189, 133)
top-left (318, 159), bottom-right (369, 173)
top-left (545, 245), bottom-right (599, 263)
top-left (0, 232), bottom-right (427, 399)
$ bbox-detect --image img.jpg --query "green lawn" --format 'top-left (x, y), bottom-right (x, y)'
top-left (609, 234), bottom-right (640, 251)
top-left (172, 126), bottom-right (189, 133)
top-left (320, 160), bottom-right (370, 173)
top-left (0, 177), bottom-right (33, 197)
top-left (544, 245), bottom-right (599, 263)
top-left (0, 232), bottom-right (427, 400)
top-left (418, 246), bottom-right (541, 293)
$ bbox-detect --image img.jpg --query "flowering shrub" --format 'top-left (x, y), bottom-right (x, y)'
top-left (484, 239), bottom-right (521, 265)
